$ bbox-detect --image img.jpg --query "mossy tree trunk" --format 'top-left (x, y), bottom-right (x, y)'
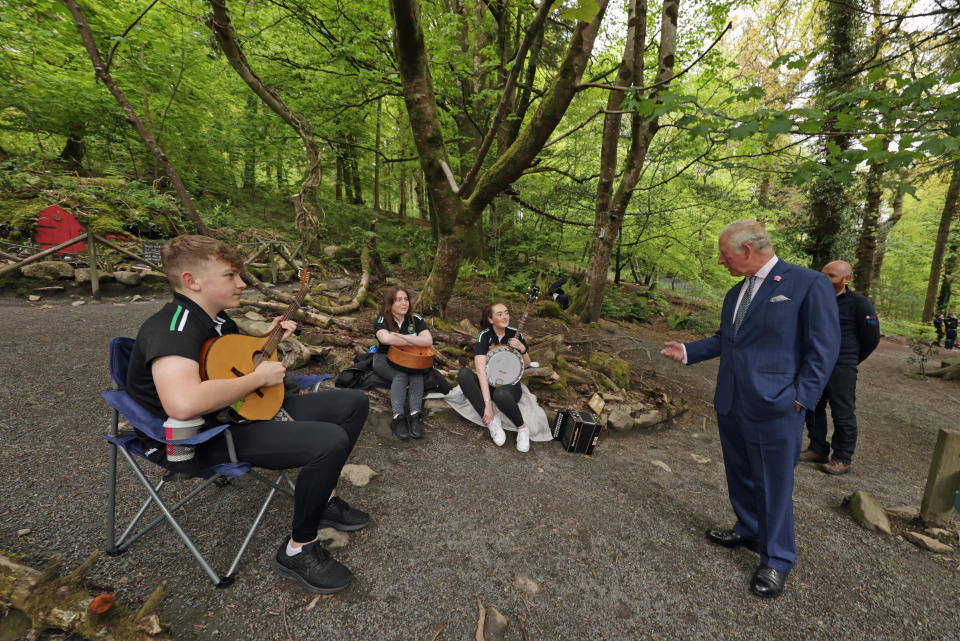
top-left (390, 0), bottom-right (608, 315)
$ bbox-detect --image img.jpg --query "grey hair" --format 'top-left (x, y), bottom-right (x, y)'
top-left (720, 220), bottom-right (773, 255)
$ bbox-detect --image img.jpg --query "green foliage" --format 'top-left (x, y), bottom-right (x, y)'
top-left (906, 327), bottom-right (940, 377)
top-left (600, 285), bottom-right (655, 323)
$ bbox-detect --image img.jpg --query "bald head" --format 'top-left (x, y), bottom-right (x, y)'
top-left (822, 260), bottom-right (852, 295)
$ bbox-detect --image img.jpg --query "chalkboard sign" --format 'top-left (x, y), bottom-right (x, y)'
top-left (142, 241), bottom-right (163, 266)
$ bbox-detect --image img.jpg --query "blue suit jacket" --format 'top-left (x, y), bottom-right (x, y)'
top-left (685, 259), bottom-right (840, 422)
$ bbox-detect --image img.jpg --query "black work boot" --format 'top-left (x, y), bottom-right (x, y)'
top-left (390, 414), bottom-right (409, 440)
top-left (407, 412), bottom-right (423, 439)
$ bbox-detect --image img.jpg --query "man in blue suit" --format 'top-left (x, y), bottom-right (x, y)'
top-left (661, 220), bottom-right (840, 598)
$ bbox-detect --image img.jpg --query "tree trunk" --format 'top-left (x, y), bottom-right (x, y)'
top-left (242, 94), bottom-right (258, 192)
top-left (804, 0), bottom-right (864, 270)
top-left (577, 0), bottom-right (680, 323)
top-left (336, 154), bottom-right (344, 201)
top-left (872, 174), bottom-right (907, 284)
top-left (921, 160), bottom-right (960, 322)
top-left (374, 97), bottom-right (382, 210)
top-left (390, 0), bottom-right (608, 314)
top-left (935, 223), bottom-right (960, 314)
top-left (65, 0), bottom-right (211, 236)
top-left (59, 132), bottom-right (86, 173)
top-left (209, 0), bottom-right (320, 233)
top-left (852, 143), bottom-right (888, 295)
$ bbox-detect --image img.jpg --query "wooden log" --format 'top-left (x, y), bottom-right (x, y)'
top-left (924, 362), bottom-right (960, 380)
top-left (87, 234), bottom-right (101, 300)
top-left (0, 233), bottom-right (88, 277)
top-left (242, 299), bottom-right (334, 328)
top-left (919, 428), bottom-right (960, 526)
top-left (0, 552), bottom-right (170, 640)
top-left (92, 234), bottom-right (162, 271)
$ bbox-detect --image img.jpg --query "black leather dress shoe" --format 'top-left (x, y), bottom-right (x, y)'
top-left (705, 528), bottom-right (757, 552)
top-left (750, 564), bottom-right (788, 598)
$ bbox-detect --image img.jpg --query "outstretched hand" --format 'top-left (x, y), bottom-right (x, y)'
top-left (660, 341), bottom-right (685, 362)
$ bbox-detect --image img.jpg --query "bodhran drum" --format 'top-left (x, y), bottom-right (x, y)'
top-left (485, 345), bottom-right (525, 387)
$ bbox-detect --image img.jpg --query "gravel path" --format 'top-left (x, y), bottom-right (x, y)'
top-left (1, 293), bottom-right (958, 640)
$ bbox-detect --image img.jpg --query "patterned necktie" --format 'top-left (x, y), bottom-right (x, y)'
top-left (733, 276), bottom-right (757, 336)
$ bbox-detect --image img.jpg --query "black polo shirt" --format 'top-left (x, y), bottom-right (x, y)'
top-left (473, 326), bottom-right (528, 356)
top-left (126, 292), bottom-right (237, 418)
top-left (836, 287), bottom-right (880, 366)
top-left (374, 313), bottom-right (428, 354)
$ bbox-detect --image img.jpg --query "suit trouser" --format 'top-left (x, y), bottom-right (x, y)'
top-left (805, 364), bottom-right (858, 463)
top-left (718, 407), bottom-right (803, 573)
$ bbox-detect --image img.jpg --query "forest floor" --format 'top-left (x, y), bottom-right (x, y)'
top-left (1, 288), bottom-right (959, 641)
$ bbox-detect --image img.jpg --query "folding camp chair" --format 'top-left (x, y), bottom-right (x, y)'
top-left (102, 336), bottom-right (330, 588)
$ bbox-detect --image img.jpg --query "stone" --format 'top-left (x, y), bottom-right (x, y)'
top-left (588, 351), bottom-right (631, 389)
top-left (21, 261), bottom-right (74, 280)
top-left (113, 271), bottom-right (142, 286)
top-left (482, 605), bottom-right (508, 641)
top-left (905, 531), bottom-right (953, 553)
top-left (17, 528), bottom-right (30, 536)
top-left (690, 453), bottom-right (711, 464)
top-left (651, 460), bottom-right (672, 473)
top-left (323, 245), bottom-right (341, 258)
top-left (244, 311), bottom-right (266, 321)
top-left (34, 286), bottom-right (65, 293)
top-left (324, 277), bottom-right (356, 290)
top-left (634, 409), bottom-right (666, 430)
top-left (924, 527), bottom-right (953, 540)
top-left (234, 318), bottom-right (272, 336)
top-left (886, 504), bottom-right (919, 520)
top-left (28, 295), bottom-right (41, 302)
top-left (317, 527), bottom-right (350, 549)
top-left (141, 270), bottom-right (167, 283)
top-left (131, 294), bottom-right (145, 302)
top-left (71, 300), bottom-right (85, 307)
top-left (606, 407), bottom-right (635, 432)
top-left (514, 574), bottom-right (540, 598)
top-left (339, 464), bottom-right (377, 487)
top-left (844, 491), bottom-right (891, 535)
top-left (459, 318), bottom-right (479, 335)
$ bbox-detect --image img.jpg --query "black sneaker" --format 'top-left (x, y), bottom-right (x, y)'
top-left (390, 414), bottom-right (409, 440)
top-left (317, 495), bottom-right (371, 531)
top-left (407, 412), bottom-right (423, 439)
top-left (272, 539), bottom-right (352, 593)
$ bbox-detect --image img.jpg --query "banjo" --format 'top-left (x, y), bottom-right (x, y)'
top-left (485, 285), bottom-right (540, 387)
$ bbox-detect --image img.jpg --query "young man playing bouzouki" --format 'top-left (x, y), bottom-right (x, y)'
top-left (126, 235), bottom-right (370, 593)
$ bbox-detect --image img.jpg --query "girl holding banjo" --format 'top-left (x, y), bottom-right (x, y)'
top-left (457, 300), bottom-right (533, 452)
top-left (373, 287), bottom-right (433, 440)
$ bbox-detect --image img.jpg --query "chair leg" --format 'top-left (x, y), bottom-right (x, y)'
top-left (106, 442), bottom-right (120, 554)
top-left (225, 470), bottom-right (286, 579)
top-left (118, 449), bottom-right (224, 586)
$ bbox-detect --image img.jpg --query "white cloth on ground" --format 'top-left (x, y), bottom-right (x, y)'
top-left (440, 383), bottom-right (553, 442)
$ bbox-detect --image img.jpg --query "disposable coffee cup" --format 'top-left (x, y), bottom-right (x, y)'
top-left (163, 417), bottom-right (203, 462)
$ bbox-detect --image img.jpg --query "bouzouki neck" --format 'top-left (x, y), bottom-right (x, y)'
top-left (253, 270), bottom-right (313, 365)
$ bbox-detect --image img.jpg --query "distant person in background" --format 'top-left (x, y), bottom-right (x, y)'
top-left (945, 312), bottom-right (958, 350)
top-left (547, 276), bottom-right (570, 310)
top-left (933, 313), bottom-right (945, 347)
top-left (799, 261), bottom-right (880, 476)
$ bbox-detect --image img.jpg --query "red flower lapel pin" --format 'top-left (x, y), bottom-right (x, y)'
top-left (773, 275), bottom-right (782, 282)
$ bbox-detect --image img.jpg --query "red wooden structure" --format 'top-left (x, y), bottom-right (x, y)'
top-left (35, 205), bottom-right (87, 254)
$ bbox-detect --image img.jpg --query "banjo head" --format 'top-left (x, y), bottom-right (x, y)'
top-left (485, 345), bottom-right (524, 387)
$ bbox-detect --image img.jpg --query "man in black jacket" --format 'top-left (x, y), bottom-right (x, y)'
top-left (945, 312), bottom-right (958, 350)
top-left (799, 261), bottom-right (880, 475)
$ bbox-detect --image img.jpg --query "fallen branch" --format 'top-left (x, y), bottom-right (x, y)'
top-left (0, 552), bottom-right (169, 640)
top-left (922, 362), bottom-right (960, 380)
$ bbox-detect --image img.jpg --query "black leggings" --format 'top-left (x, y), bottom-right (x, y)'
top-left (195, 389), bottom-right (369, 542)
top-left (457, 368), bottom-right (524, 427)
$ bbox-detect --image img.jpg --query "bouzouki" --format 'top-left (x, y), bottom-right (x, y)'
top-left (387, 343), bottom-right (436, 374)
top-left (198, 269), bottom-right (313, 421)
top-left (485, 285), bottom-right (540, 387)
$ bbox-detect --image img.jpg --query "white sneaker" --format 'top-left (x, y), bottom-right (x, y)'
top-left (516, 428), bottom-right (530, 453)
top-left (487, 415), bottom-right (506, 446)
